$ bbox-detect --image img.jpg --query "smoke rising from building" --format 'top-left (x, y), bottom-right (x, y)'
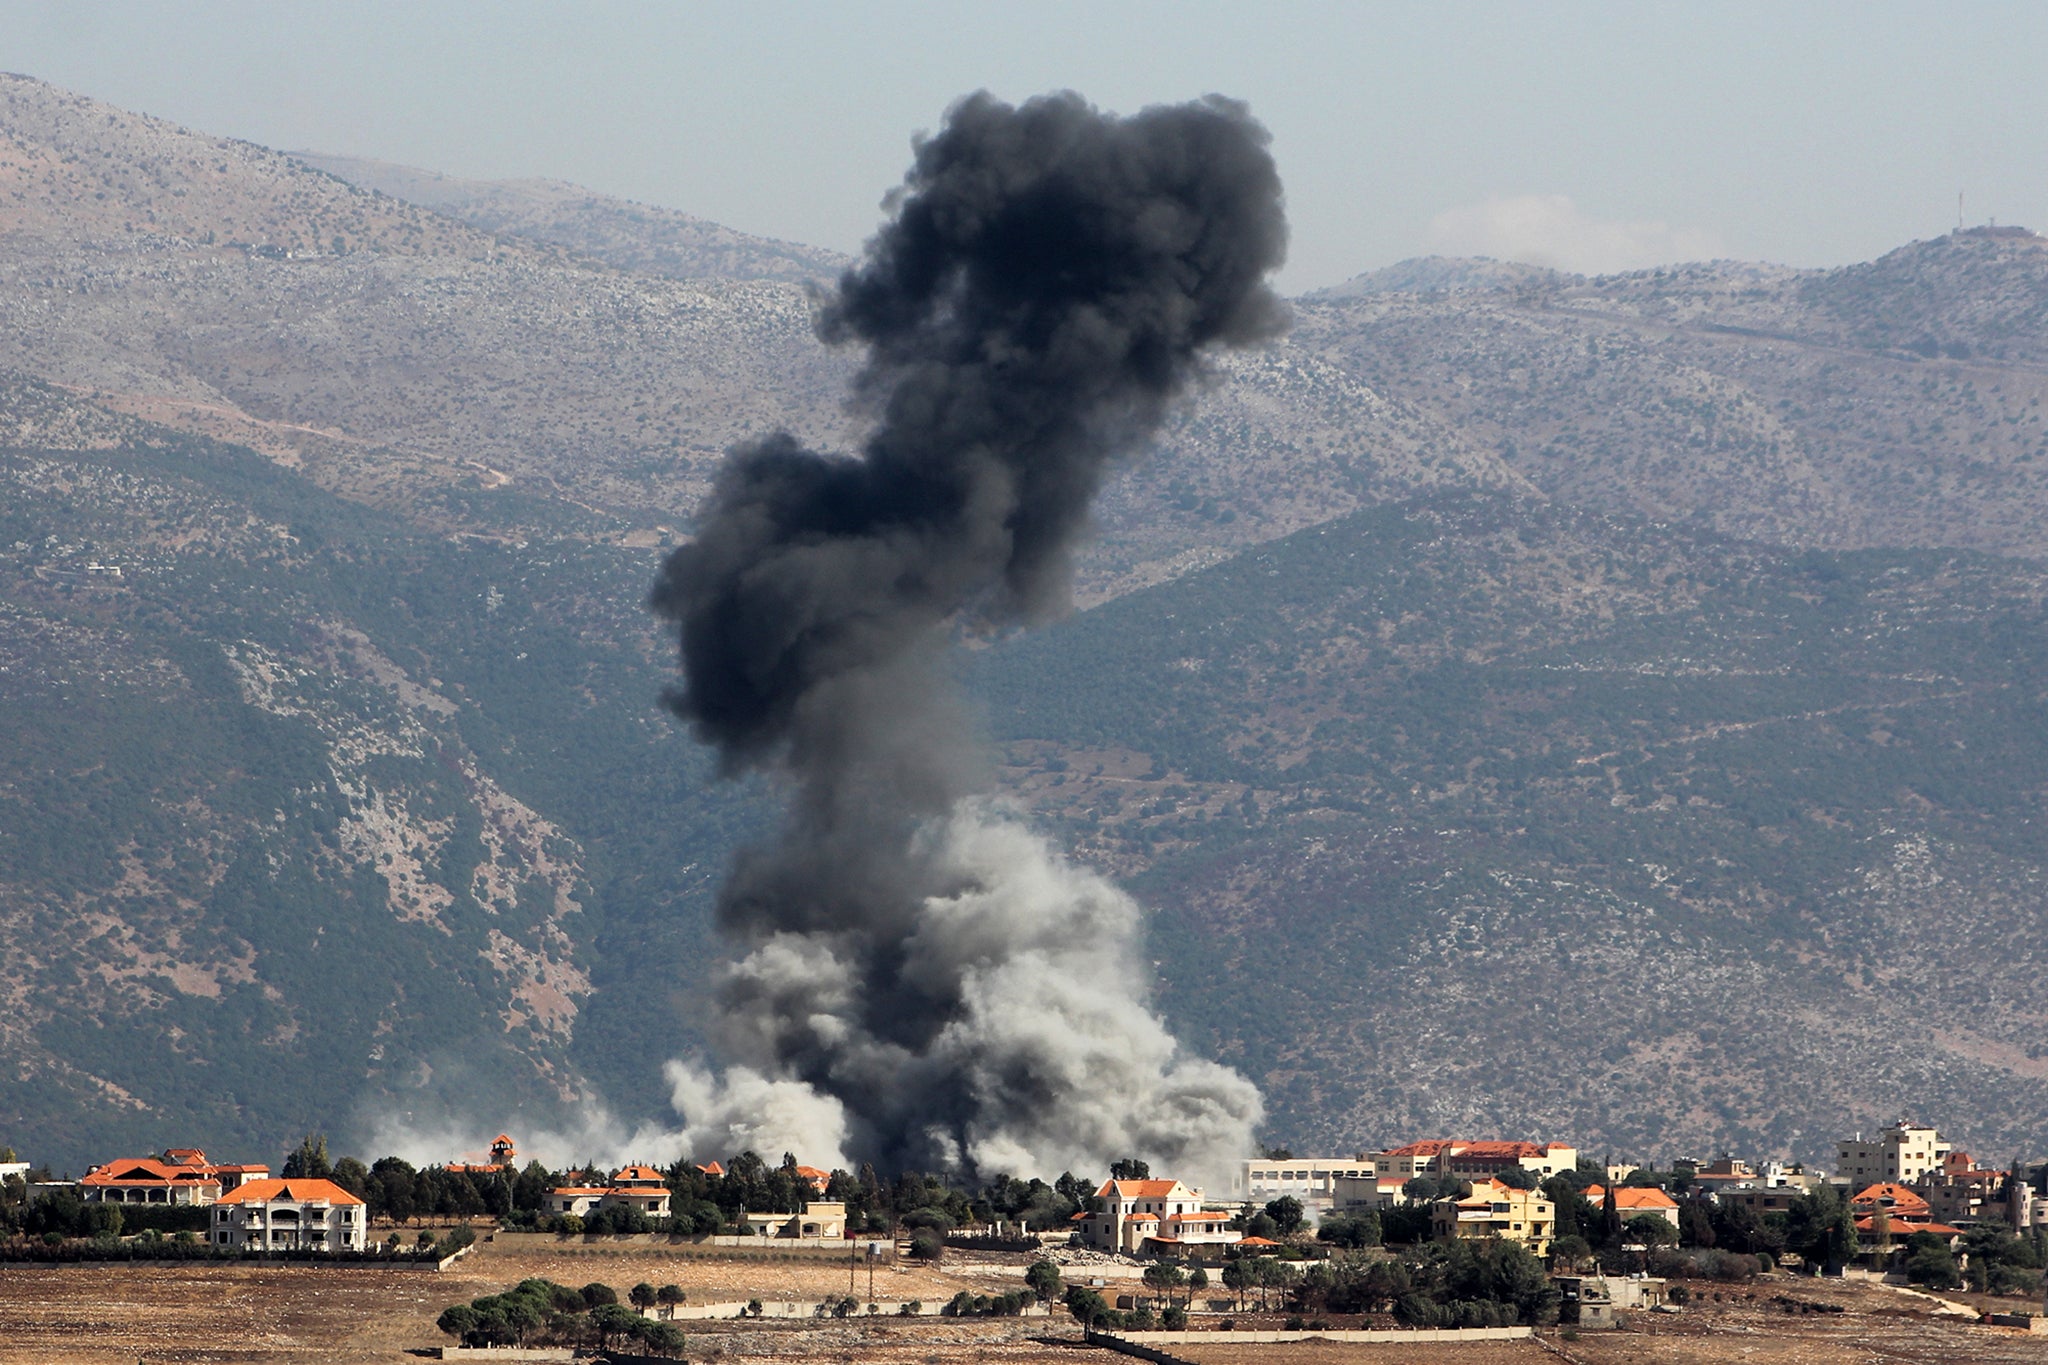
top-left (650, 90), bottom-right (1288, 1179)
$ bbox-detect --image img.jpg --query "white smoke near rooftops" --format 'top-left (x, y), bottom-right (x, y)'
top-left (1427, 193), bottom-right (1725, 275)
top-left (693, 802), bottom-right (1261, 1187)
top-left (662, 1059), bottom-right (851, 1171)
top-left (356, 1104), bottom-right (688, 1172)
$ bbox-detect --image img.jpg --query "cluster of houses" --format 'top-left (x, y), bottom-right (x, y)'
top-left (1201, 1121), bottom-right (2048, 1265)
top-left (17, 1118), bottom-right (2043, 1269)
top-left (52, 1148), bottom-right (370, 1252)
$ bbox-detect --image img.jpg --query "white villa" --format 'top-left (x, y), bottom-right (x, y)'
top-left (211, 1177), bottom-right (366, 1251)
top-left (1072, 1179), bottom-right (1242, 1255)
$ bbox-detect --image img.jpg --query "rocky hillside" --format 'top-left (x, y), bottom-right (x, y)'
top-left (974, 493), bottom-right (2048, 1161)
top-left (292, 151), bottom-right (851, 285)
top-left (4, 73), bottom-right (2048, 1170)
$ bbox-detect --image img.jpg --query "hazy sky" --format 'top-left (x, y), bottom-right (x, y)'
top-left (5, 1), bottom-right (2044, 292)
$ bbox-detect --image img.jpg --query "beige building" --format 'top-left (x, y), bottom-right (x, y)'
top-left (211, 1178), bottom-right (366, 1250)
top-left (1431, 1178), bottom-right (1554, 1257)
top-left (1073, 1179), bottom-right (1241, 1255)
top-left (548, 1164), bottom-right (673, 1219)
top-left (742, 1200), bottom-right (846, 1238)
top-left (1228, 1157), bottom-right (1376, 1220)
top-left (1376, 1140), bottom-right (1577, 1187)
top-left (1836, 1122), bottom-right (1950, 1187)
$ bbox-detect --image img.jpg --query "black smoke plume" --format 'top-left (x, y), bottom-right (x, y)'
top-left (651, 90), bottom-right (1287, 1177)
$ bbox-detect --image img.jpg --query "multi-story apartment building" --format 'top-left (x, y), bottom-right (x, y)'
top-left (1836, 1122), bottom-right (1950, 1187)
top-left (1431, 1179), bottom-right (1554, 1257)
top-left (1228, 1156), bottom-right (1377, 1222)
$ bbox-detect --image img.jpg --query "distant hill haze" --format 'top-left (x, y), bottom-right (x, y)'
top-left (2, 71), bottom-right (2046, 1170)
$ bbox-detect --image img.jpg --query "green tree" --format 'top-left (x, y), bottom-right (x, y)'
top-left (590, 1302), bottom-right (639, 1349)
top-left (1624, 1213), bottom-right (1679, 1248)
top-left (435, 1304), bottom-right (479, 1342)
top-left (1785, 1184), bottom-right (1858, 1273)
top-left (656, 1283), bottom-right (686, 1318)
top-left (630, 1282), bottom-right (657, 1314)
top-left (1903, 1233), bottom-right (1962, 1290)
top-left (1109, 1158), bottom-right (1152, 1181)
top-left (330, 1156), bottom-right (370, 1198)
top-left (1317, 1211), bottom-right (1380, 1248)
top-left (1264, 1195), bottom-right (1306, 1235)
top-left (1025, 1259), bottom-right (1063, 1302)
top-left (1221, 1255), bottom-right (1252, 1309)
top-left (282, 1134), bottom-right (332, 1180)
top-left (1142, 1261), bottom-right (1184, 1308)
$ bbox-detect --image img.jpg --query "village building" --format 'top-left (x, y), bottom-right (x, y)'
top-left (1440, 1142), bottom-right (1579, 1182)
top-left (1073, 1179), bottom-right (1243, 1255)
top-left (446, 1135), bottom-right (518, 1177)
top-left (211, 1178), bottom-right (366, 1250)
top-left (1717, 1185), bottom-right (1808, 1217)
top-left (547, 1164), bottom-right (672, 1219)
top-left (79, 1148), bottom-right (269, 1206)
top-left (1555, 1275), bottom-right (1669, 1327)
top-left (1228, 1156), bottom-right (1377, 1219)
top-left (1430, 1178), bottom-right (1554, 1257)
top-left (1906, 1151), bottom-right (1999, 1225)
top-left (1331, 1172), bottom-right (1408, 1212)
top-left (1582, 1185), bottom-right (1682, 1230)
top-left (1848, 1182), bottom-right (1964, 1249)
top-left (1373, 1140), bottom-right (1578, 1186)
top-left (1836, 1122), bottom-right (1951, 1187)
top-left (741, 1200), bottom-right (846, 1238)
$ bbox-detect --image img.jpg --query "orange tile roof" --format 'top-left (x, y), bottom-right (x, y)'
top-left (216, 1178), bottom-right (363, 1207)
top-left (1382, 1140), bottom-right (1461, 1157)
top-left (613, 1165), bottom-right (666, 1183)
top-left (1455, 1141), bottom-right (1547, 1159)
top-left (549, 1187), bottom-right (616, 1197)
top-left (1851, 1183), bottom-right (1931, 1214)
top-left (1238, 1236), bottom-right (1280, 1246)
top-left (82, 1158), bottom-right (220, 1188)
top-left (1173, 1211), bottom-right (1234, 1221)
top-left (1096, 1179), bottom-right (1184, 1198)
top-left (1856, 1217), bottom-right (1960, 1236)
top-left (696, 1161), bottom-right (725, 1177)
top-left (1582, 1186), bottom-right (1678, 1209)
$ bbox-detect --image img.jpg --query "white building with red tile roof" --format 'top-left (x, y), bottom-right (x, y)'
top-left (547, 1165), bottom-right (672, 1218)
top-left (211, 1178), bottom-right (365, 1250)
top-left (1073, 1179), bottom-right (1242, 1255)
top-left (80, 1149), bottom-right (269, 1206)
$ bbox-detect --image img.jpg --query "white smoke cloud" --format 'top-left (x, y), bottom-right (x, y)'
top-left (662, 1059), bottom-right (851, 1170)
top-left (703, 801), bottom-right (1263, 1187)
top-left (1427, 193), bottom-right (1724, 275)
top-left (357, 1102), bottom-right (688, 1172)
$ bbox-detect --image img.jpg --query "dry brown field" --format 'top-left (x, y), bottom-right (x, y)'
top-left (4, 1256), bottom-right (2046, 1365)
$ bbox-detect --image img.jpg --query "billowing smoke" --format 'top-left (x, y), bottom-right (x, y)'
top-left (651, 90), bottom-right (1288, 1181)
